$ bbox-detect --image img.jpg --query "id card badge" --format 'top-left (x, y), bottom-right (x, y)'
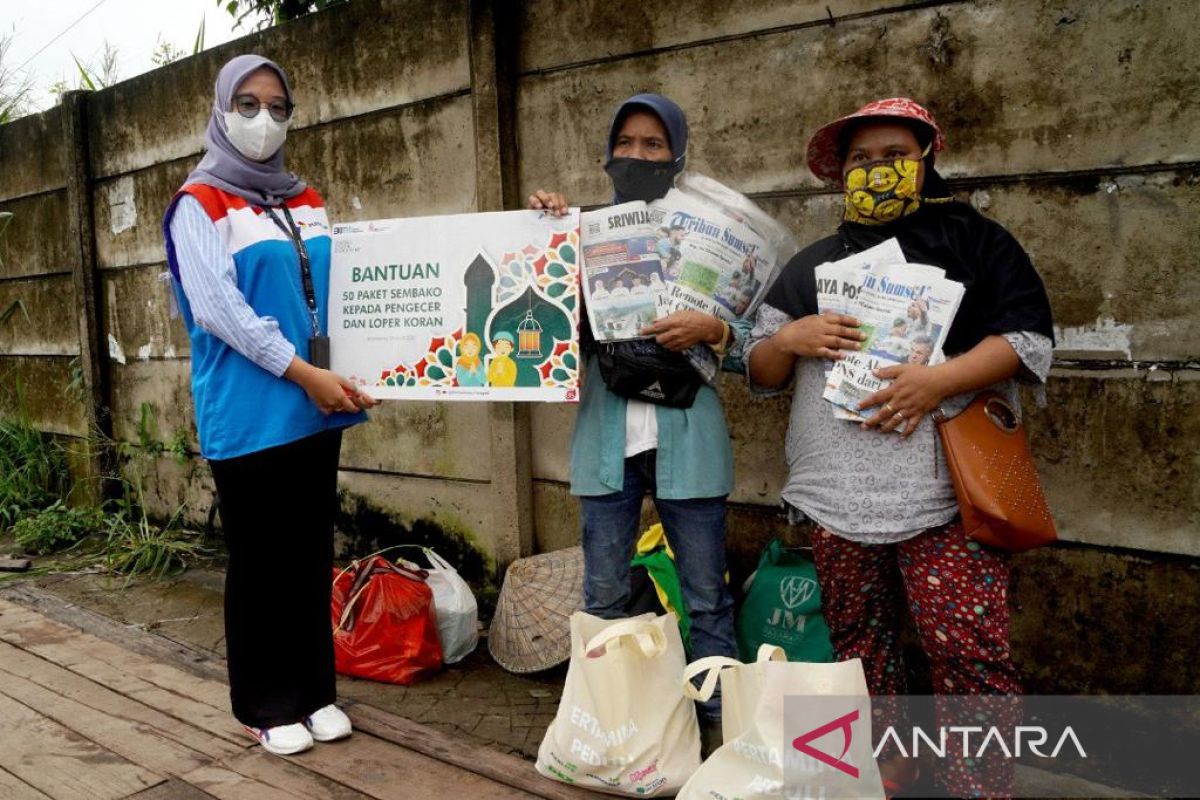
top-left (309, 335), bottom-right (331, 370)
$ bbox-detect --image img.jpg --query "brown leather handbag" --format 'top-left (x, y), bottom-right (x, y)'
top-left (933, 392), bottom-right (1057, 552)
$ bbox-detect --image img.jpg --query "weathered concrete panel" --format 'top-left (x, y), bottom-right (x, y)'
top-left (101, 265), bottom-right (190, 362)
top-left (0, 275), bottom-right (79, 356)
top-left (278, 94), bottom-right (478, 222)
top-left (1011, 545), bottom-right (1200, 694)
top-left (0, 355), bottom-right (86, 436)
top-left (756, 171), bottom-right (1200, 362)
top-left (517, 0), bottom-right (1200, 202)
top-left (336, 470), bottom-right (497, 572)
top-left (1028, 368), bottom-right (1200, 558)
top-left (92, 95), bottom-right (476, 272)
top-left (529, 403), bottom-right (575, 483)
top-left (0, 105), bottom-right (66, 200)
top-left (0, 191), bottom-right (74, 280)
top-left (87, 0), bottom-right (471, 179)
top-left (532, 479), bottom-right (579, 554)
top-left (340, 401), bottom-right (494, 482)
top-left (519, 0), bottom-right (919, 72)
top-left (128, 454), bottom-right (217, 533)
top-left (93, 163), bottom-right (190, 271)
top-left (974, 173), bottom-right (1200, 361)
top-left (108, 359), bottom-right (198, 451)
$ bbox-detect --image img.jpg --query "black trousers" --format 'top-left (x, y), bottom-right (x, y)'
top-left (209, 429), bottom-right (342, 729)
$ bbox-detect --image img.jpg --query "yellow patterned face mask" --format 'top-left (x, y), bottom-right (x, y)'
top-left (842, 144), bottom-right (930, 225)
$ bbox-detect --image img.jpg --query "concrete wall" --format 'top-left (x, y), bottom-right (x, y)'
top-left (1, 0), bottom-right (1197, 689)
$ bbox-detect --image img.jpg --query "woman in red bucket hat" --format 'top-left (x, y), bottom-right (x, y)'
top-left (746, 98), bottom-right (1054, 797)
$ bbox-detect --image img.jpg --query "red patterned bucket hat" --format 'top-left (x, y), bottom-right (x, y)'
top-left (806, 97), bottom-right (946, 185)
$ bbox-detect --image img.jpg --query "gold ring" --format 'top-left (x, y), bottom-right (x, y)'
top-left (883, 402), bottom-right (896, 413)
top-left (893, 410), bottom-right (905, 421)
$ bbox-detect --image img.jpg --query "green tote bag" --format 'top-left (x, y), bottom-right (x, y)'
top-left (736, 538), bottom-right (834, 663)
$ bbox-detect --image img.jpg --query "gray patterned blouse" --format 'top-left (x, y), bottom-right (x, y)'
top-left (745, 303), bottom-right (1052, 544)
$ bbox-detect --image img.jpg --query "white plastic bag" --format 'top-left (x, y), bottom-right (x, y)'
top-left (677, 645), bottom-right (884, 800)
top-left (421, 548), bottom-right (478, 663)
top-left (536, 612), bottom-right (701, 795)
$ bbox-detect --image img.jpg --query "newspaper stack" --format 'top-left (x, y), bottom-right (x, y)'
top-left (579, 173), bottom-right (797, 343)
top-left (816, 238), bottom-right (965, 421)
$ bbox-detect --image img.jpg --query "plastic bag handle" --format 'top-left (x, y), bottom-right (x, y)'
top-left (583, 619), bottom-right (668, 659)
top-left (756, 644), bottom-right (788, 663)
top-left (423, 548), bottom-right (455, 573)
top-left (682, 656), bottom-right (743, 701)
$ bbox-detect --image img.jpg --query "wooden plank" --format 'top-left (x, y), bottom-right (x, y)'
top-left (0, 602), bottom-right (243, 745)
top-left (346, 702), bottom-right (595, 800)
top-left (204, 750), bottom-right (372, 800)
top-left (294, 731), bottom-right (541, 799)
top-left (0, 641), bottom-right (240, 775)
top-left (0, 585), bottom-right (229, 684)
top-left (0, 766), bottom-right (54, 800)
top-left (126, 779), bottom-right (217, 799)
top-left (177, 765), bottom-right (305, 800)
top-left (0, 691), bottom-right (162, 800)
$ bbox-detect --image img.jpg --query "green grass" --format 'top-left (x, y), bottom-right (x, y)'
top-left (0, 404), bottom-right (205, 585)
top-left (0, 416), bottom-right (71, 530)
top-left (12, 500), bottom-right (105, 554)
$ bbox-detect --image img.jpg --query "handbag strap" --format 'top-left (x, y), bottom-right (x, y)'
top-left (583, 619), bottom-right (668, 659)
top-left (682, 656), bottom-right (743, 701)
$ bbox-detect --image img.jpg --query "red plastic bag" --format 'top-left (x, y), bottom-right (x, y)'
top-left (331, 556), bottom-right (443, 684)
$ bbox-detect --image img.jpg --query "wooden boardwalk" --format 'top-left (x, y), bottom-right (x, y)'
top-left (0, 592), bottom-right (593, 800)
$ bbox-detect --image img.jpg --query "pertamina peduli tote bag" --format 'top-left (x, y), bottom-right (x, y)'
top-left (677, 646), bottom-right (884, 800)
top-left (536, 612), bottom-right (701, 795)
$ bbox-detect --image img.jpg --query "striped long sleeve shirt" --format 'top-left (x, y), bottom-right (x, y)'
top-left (168, 194), bottom-right (296, 377)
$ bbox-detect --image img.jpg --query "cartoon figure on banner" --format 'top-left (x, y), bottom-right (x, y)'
top-left (487, 331), bottom-right (518, 387)
top-left (455, 332), bottom-right (486, 387)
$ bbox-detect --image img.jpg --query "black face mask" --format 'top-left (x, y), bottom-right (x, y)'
top-left (604, 157), bottom-right (678, 203)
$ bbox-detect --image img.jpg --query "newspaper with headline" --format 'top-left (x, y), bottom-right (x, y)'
top-left (815, 239), bottom-right (964, 421)
top-left (580, 174), bottom-right (793, 343)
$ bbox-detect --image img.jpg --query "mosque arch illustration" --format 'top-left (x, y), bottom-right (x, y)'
top-left (463, 251), bottom-right (574, 388)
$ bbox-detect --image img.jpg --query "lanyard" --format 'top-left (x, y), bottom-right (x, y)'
top-left (262, 205), bottom-right (321, 336)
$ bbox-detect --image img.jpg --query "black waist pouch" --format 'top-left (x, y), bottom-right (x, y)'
top-left (595, 339), bottom-right (703, 408)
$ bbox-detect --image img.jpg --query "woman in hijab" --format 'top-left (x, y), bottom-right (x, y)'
top-left (163, 55), bottom-right (377, 756)
top-left (746, 98), bottom-right (1054, 796)
top-left (527, 94), bottom-right (740, 729)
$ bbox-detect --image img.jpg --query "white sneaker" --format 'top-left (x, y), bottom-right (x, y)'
top-left (243, 722), bottom-right (313, 755)
top-left (303, 704), bottom-right (352, 742)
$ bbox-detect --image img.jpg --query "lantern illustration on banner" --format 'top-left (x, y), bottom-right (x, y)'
top-left (517, 310), bottom-right (543, 358)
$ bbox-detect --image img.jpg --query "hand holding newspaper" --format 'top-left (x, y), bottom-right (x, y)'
top-left (815, 238), bottom-right (965, 422)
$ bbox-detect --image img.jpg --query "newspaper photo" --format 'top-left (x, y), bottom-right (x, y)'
top-left (821, 261), bottom-right (965, 418)
top-left (580, 202), bottom-right (667, 341)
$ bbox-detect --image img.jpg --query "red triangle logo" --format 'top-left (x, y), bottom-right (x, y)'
top-left (791, 709), bottom-right (860, 779)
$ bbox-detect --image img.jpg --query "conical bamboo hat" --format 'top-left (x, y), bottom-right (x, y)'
top-left (487, 546), bottom-right (583, 673)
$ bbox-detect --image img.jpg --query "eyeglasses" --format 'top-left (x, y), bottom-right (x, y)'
top-left (232, 94), bottom-right (294, 123)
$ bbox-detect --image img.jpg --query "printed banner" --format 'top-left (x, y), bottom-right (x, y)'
top-left (330, 209), bottom-right (581, 402)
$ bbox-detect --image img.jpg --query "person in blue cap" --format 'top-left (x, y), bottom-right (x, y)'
top-left (528, 94), bottom-right (740, 731)
top-left (488, 330), bottom-right (518, 386)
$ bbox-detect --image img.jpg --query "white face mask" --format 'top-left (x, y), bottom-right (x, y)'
top-left (222, 108), bottom-right (289, 162)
